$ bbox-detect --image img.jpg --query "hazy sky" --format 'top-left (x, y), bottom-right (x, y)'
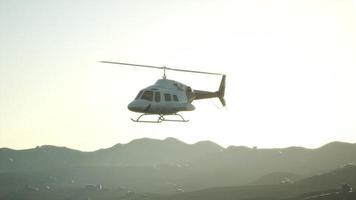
top-left (1, 0), bottom-right (356, 151)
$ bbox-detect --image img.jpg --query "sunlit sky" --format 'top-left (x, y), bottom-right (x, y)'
top-left (1, 0), bottom-right (356, 151)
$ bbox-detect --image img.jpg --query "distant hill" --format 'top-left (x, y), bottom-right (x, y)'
top-left (149, 164), bottom-right (356, 200)
top-left (252, 171), bottom-right (303, 185)
top-left (1, 138), bottom-right (356, 195)
top-left (294, 163), bottom-right (356, 191)
top-left (0, 137), bottom-right (223, 171)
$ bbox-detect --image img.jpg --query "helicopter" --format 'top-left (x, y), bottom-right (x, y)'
top-left (100, 61), bottom-right (226, 123)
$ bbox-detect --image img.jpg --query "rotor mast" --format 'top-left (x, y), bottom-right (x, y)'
top-left (163, 66), bottom-right (166, 79)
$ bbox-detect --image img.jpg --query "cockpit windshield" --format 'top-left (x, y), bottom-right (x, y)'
top-left (141, 90), bottom-right (153, 101)
top-left (135, 90), bottom-right (143, 99)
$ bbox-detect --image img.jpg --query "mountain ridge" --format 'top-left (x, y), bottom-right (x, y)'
top-left (1, 137), bottom-right (355, 152)
top-left (1, 138), bottom-right (356, 196)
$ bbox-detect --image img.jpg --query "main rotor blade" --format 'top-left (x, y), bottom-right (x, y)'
top-left (100, 61), bottom-right (163, 70)
top-left (165, 67), bottom-right (224, 76)
top-left (100, 61), bottom-right (224, 76)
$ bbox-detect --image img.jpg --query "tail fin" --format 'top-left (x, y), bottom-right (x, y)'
top-left (218, 75), bottom-right (226, 106)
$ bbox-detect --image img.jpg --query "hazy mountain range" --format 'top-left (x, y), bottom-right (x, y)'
top-left (1, 138), bottom-right (356, 199)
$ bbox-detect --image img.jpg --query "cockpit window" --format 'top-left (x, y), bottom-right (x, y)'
top-left (164, 93), bottom-right (171, 101)
top-left (154, 92), bottom-right (161, 102)
top-left (135, 90), bottom-right (143, 99)
top-left (173, 95), bottom-right (179, 102)
top-left (141, 91), bottom-right (153, 101)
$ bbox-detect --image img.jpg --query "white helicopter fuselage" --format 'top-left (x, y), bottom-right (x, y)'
top-left (128, 79), bottom-right (195, 115)
top-left (100, 60), bottom-right (225, 122)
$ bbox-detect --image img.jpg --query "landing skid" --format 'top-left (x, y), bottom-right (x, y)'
top-left (131, 113), bottom-right (189, 123)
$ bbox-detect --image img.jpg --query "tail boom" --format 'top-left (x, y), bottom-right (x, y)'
top-left (191, 75), bottom-right (226, 106)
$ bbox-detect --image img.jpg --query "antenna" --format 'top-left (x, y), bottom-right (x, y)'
top-left (99, 61), bottom-right (225, 78)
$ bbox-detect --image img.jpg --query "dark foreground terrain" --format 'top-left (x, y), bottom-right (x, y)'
top-left (1, 138), bottom-right (355, 200)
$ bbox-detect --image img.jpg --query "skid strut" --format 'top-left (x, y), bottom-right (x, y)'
top-left (131, 113), bottom-right (189, 123)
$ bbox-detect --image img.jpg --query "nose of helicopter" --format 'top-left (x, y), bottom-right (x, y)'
top-left (128, 100), bottom-right (150, 113)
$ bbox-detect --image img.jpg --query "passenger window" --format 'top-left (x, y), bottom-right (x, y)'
top-left (164, 93), bottom-right (171, 101)
top-left (141, 91), bottom-right (153, 101)
top-left (154, 92), bottom-right (161, 102)
top-left (173, 95), bottom-right (179, 102)
top-left (135, 90), bottom-right (143, 99)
